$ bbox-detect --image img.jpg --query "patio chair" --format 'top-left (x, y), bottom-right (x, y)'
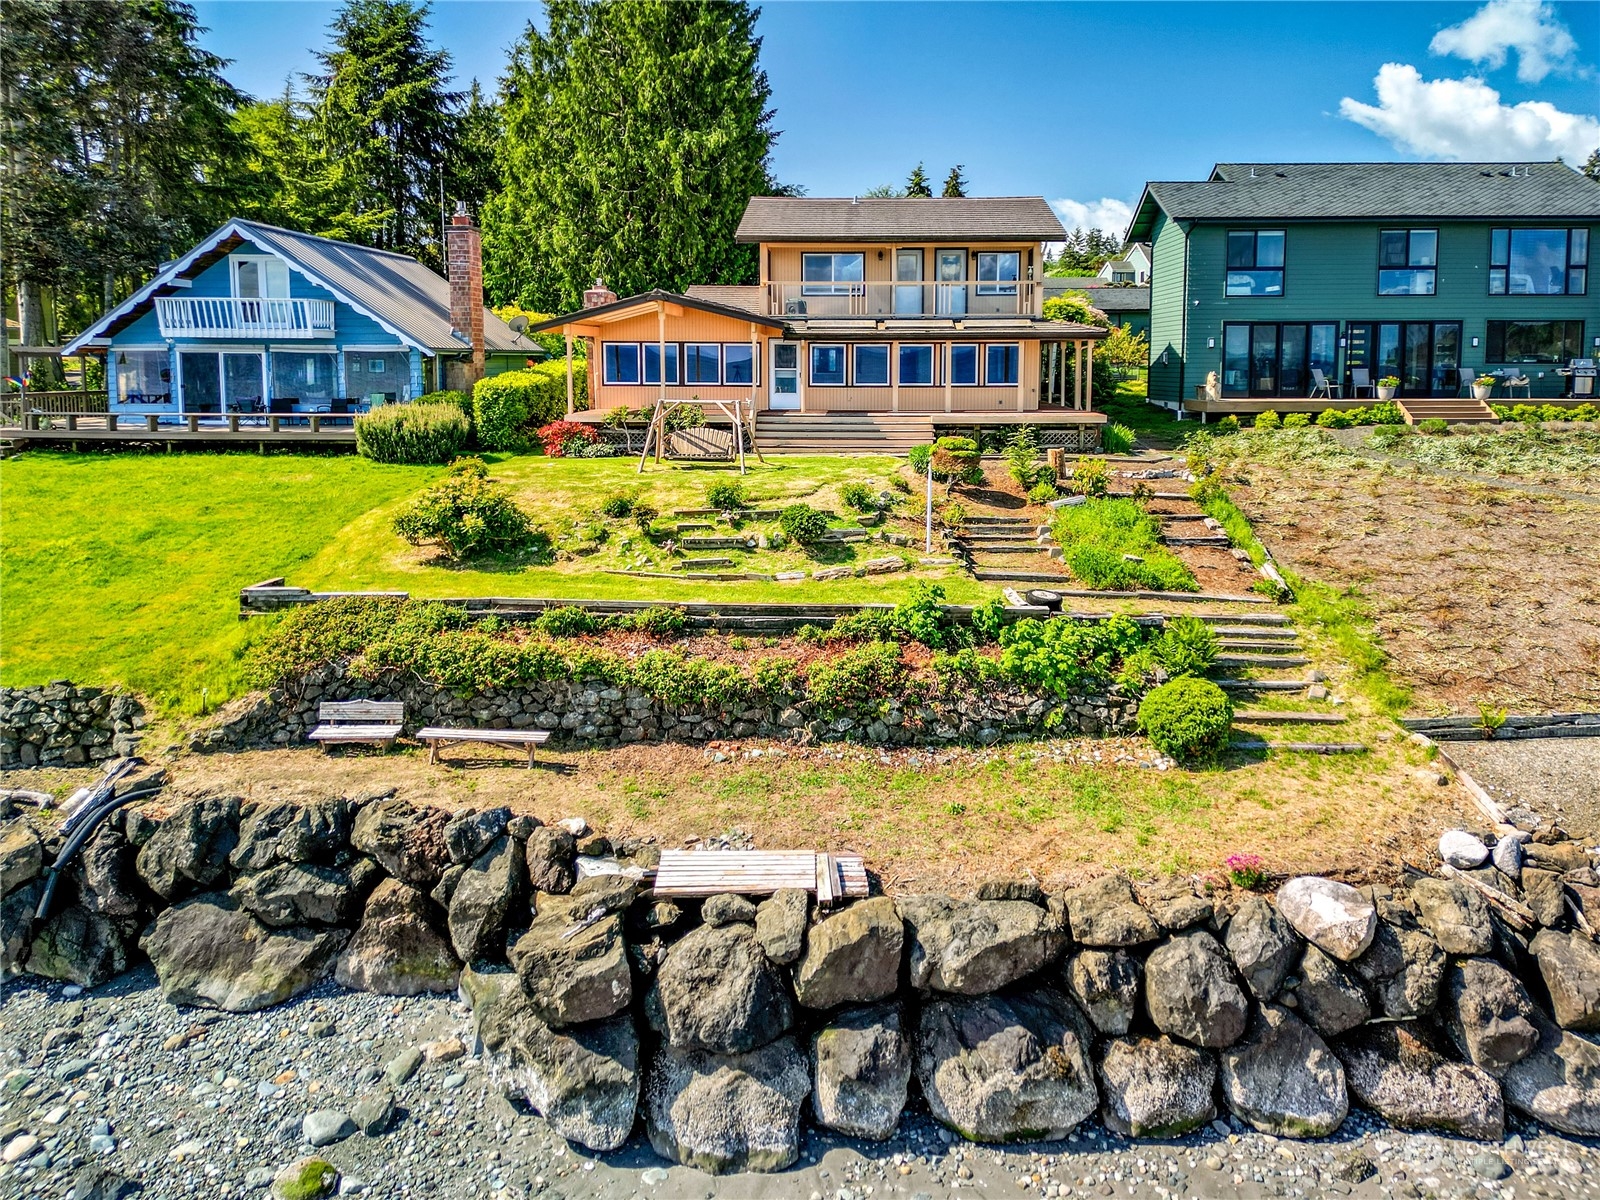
top-left (1456, 368), bottom-right (1477, 397)
top-left (1309, 368), bottom-right (1341, 400)
top-left (1350, 368), bottom-right (1377, 399)
top-left (1500, 370), bottom-right (1532, 400)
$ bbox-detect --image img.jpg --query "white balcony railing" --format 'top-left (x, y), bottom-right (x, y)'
top-left (154, 296), bottom-right (335, 339)
top-left (765, 280), bottom-right (1040, 320)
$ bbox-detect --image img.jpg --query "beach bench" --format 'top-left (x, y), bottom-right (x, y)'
top-left (308, 700), bottom-right (404, 749)
top-left (416, 726), bottom-right (551, 769)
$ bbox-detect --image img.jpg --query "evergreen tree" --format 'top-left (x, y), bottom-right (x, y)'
top-left (1584, 147), bottom-right (1600, 182)
top-left (905, 162), bottom-right (933, 198)
top-left (448, 81), bottom-right (501, 220)
top-left (308, 0), bottom-right (461, 268)
top-left (941, 165), bottom-right (968, 198)
top-left (484, 0), bottom-right (780, 310)
top-left (861, 184), bottom-right (904, 198)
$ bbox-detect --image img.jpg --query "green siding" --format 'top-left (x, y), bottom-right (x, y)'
top-left (1147, 211), bottom-right (1188, 406)
top-left (1177, 220), bottom-right (1600, 399)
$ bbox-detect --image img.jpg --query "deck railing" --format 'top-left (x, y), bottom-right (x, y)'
top-left (765, 280), bottom-right (1040, 320)
top-left (0, 390), bottom-right (107, 422)
top-left (154, 296), bottom-right (335, 339)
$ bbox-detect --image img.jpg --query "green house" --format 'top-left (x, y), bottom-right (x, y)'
top-left (1129, 162), bottom-right (1600, 414)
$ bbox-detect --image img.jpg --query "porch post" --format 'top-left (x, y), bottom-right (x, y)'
top-left (943, 342), bottom-right (952, 414)
top-left (1073, 341), bottom-right (1083, 410)
top-left (565, 332), bottom-right (575, 416)
top-left (657, 305), bottom-right (667, 416)
top-left (1085, 341), bottom-right (1094, 410)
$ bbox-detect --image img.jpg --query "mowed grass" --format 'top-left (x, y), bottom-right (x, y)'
top-left (0, 453), bottom-right (444, 710)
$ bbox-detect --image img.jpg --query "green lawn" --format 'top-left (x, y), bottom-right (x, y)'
top-left (0, 450), bottom-right (992, 712)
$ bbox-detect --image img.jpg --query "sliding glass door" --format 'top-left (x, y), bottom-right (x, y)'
top-left (1221, 322), bottom-right (1338, 397)
top-left (1345, 322), bottom-right (1461, 395)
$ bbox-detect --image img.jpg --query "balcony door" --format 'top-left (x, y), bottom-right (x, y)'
top-left (935, 249), bottom-right (967, 315)
top-left (1222, 322), bottom-right (1338, 397)
top-left (895, 249), bottom-right (924, 316)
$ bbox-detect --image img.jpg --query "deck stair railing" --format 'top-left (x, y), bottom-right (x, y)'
top-left (154, 296), bottom-right (335, 339)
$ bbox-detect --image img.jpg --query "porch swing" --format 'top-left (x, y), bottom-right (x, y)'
top-left (636, 394), bottom-right (765, 473)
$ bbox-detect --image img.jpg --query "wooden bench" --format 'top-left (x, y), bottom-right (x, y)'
top-left (651, 850), bottom-right (869, 905)
top-left (416, 726), bottom-right (551, 769)
top-left (308, 700), bottom-right (404, 749)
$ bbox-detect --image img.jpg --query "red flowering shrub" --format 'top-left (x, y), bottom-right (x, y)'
top-left (536, 421), bottom-right (599, 457)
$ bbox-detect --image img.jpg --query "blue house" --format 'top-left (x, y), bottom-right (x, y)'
top-left (65, 214), bottom-right (535, 420)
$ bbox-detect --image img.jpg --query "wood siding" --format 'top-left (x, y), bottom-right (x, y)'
top-left (1148, 212), bottom-right (1189, 406)
top-left (585, 309), bottom-right (766, 410)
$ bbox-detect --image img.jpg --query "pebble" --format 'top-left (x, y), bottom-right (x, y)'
top-left (441, 1072), bottom-right (467, 1090)
top-left (303, 1110), bottom-right (356, 1148)
top-left (421, 1036), bottom-right (464, 1064)
top-left (641, 1167), bottom-right (670, 1184)
top-left (1470, 1152), bottom-right (1511, 1180)
top-left (383, 1047), bottom-right (423, 1086)
top-left (1440, 829), bottom-right (1489, 868)
top-left (3, 1134), bottom-right (39, 1163)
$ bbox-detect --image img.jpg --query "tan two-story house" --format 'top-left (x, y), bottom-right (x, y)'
top-left (532, 197), bottom-right (1108, 453)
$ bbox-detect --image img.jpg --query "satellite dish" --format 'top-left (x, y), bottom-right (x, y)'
top-left (508, 316), bottom-right (529, 332)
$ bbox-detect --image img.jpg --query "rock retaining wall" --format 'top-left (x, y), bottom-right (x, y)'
top-left (190, 664), bottom-right (1137, 752)
top-left (4, 793), bottom-right (1599, 1171)
top-left (0, 684), bottom-right (144, 770)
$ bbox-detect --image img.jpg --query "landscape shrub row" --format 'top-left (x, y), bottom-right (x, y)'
top-left (352, 401), bottom-right (472, 465)
top-left (473, 364), bottom-right (586, 452)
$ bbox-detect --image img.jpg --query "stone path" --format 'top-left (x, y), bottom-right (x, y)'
top-left (4, 970), bottom-right (1598, 1200)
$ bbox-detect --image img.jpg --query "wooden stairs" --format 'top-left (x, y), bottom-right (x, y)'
top-left (1397, 398), bottom-right (1497, 425)
top-left (754, 413), bottom-right (931, 454)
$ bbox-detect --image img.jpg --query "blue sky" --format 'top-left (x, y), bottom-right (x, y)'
top-left (194, 0), bottom-right (1600, 232)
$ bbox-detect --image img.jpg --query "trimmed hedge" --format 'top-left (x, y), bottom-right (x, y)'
top-left (1137, 676), bottom-right (1233, 764)
top-left (354, 402), bottom-right (472, 465)
top-left (473, 364), bottom-right (587, 452)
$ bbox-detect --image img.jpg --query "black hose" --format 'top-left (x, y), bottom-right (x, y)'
top-left (33, 785), bottom-right (165, 924)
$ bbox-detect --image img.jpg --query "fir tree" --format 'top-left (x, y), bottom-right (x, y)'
top-left (904, 162), bottom-right (933, 198)
top-left (1584, 147), bottom-right (1600, 182)
top-left (941, 165), bottom-right (968, 198)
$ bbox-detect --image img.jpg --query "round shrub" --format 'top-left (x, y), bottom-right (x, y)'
top-left (1281, 412), bottom-right (1312, 429)
top-left (599, 491), bottom-right (636, 518)
top-left (840, 482), bottom-right (878, 512)
top-left (1027, 480), bottom-right (1059, 503)
top-left (354, 402), bottom-right (471, 465)
top-left (537, 420), bottom-right (598, 456)
top-left (1214, 415), bottom-right (1240, 434)
top-left (1137, 676), bottom-right (1234, 764)
top-left (391, 471), bottom-right (543, 561)
top-left (1417, 417), bottom-right (1449, 435)
top-left (705, 479), bottom-right (748, 511)
top-left (779, 503), bottom-right (831, 545)
top-left (1253, 410), bottom-right (1281, 430)
top-left (1315, 408), bottom-right (1350, 429)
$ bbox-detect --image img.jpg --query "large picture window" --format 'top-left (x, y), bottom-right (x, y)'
top-left (949, 344), bottom-right (979, 386)
top-left (270, 351), bottom-right (338, 403)
top-left (810, 344), bottom-right (846, 386)
top-left (985, 343), bottom-right (1020, 386)
top-left (114, 349), bottom-right (171, 404)
top-left (801, 252), bottom-right (865, 296)
top-left (642, 343), bottom-right (679, 385)
top-left (899, 344), bottom-right (935, 386)
top-left (1378, 229), bottom-right (1437, 295)
top-left (1486, 320), bottom-right (1584, 363)
top-left (976, 251), bottom-right (1020, 296)
top-left (723, 344), bottom-right (755, 385)
top-left (853, 344), bottom-right (890, 386)
top-left (1490, 229), bottom-right (1588, 295)
top-left (1225, 230), bottom-right (1285, 296)
top-left (602, 343), bottom-right (641, 385)
top-left (684, 344), bottom-right (721, 384)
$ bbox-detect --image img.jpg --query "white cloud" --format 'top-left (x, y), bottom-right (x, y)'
top-left (1430, 0), bottom-right (1581, 83)
top-left (1339, 63), bottom-right (1600, 163)
top-left (1050, 197), bottom-right (1134, 237)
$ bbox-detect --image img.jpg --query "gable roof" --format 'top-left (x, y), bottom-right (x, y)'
top-left (65, 219), bottom-right (534, 356)
top-left (683, 285), bottom-right (766, 315)
top-left (1127, 161), bottom-right (1600, 240)
top-left (737, 196), bottom-right (1066, 243)
top-left (526, 289), bottom-right (786, 333)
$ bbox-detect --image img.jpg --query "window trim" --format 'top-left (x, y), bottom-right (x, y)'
top-left (897, 343), bottom-right (937, 387)
top-left (983, 342), bottom-right (1021, 387)
top-left (801, 252), bottom-right (866, 297)
top-left (231, 254), bottom-right (290, 299)
top-left (1224, 229), bottom-right (1286, 298)
top-left (975, 251), bottom-right (1021, 297)
top-left (601, 342), bottom-right (642, 386)
top-left (1377, 229), bottom-right (1439, 296)
top-left (949, 343), bottom-right (979, 387)
top-left (1489, 227), bottom-right (1589, 297)
top-left (852, 343), bottom-right (891, 388)
top-left (684, 343), bottom-right (721, 385)
top-left (1485, 319), bottom-right (1585, 364)
top-left (809, 343), bottom-right (848, 387)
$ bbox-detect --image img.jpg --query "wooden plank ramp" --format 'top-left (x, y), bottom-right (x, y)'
top-left (652, 850), bottom-right (868, 903)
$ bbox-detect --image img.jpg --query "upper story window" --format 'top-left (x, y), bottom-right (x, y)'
top-left (1378, 229), bottom-right (1437, 295)
top-left (976, 252), bottom-right (1020, 296)
top-left (232, 256), bottom-right (290, 298)
top-left (1225, 230), bottom-right (1285, 296)
top-left (802, 252), bottom-right (865, 296)
top-left (1490, 228), bottom-right (1588, 295)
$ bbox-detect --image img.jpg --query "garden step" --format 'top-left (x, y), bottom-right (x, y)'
top-left (674, 522), bottom-right (715, 532)
top-left (677, 558), bottom-right (735, 569)
top-left (1229, 740), bottom-right (1368, 754)
top-left (967, 545), bottom-right (1053, 555)
top-left (1212, 625), bottom-right (1298, 638)
top-left (1217, 639), bottom-right (1303, 651)
top-left (1215, 678), bottom-right (1318, 691)
top-left (1234, 711), bottom-right (1347, 724)
top-left (1215, 653), bottom-right (1311, 667)
top-left (680, 536), bottom-right (758, 550)
top-left (1398, 398), bottom-right (1496, 425)
top-left (1162, 535), bottom-right (1231, 547)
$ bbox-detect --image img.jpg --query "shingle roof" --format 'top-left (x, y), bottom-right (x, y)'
top-left (683, 285), bottom-right (766, 315)
top-left (1128, 161), bottom-right (1600, 239)
top-left (1077, 286), bottom-right (1149, 312)
top-left (526, 289), bottom-right (785, 332)
top-left (737, 197), bottom-right (1066, 243)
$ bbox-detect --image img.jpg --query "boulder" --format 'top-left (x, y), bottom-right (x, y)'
top-left (350, 1090), bottom-right (394, 1137)
top-left (26, 907), bottom-right (132, 987)
top-left (233, 862), bottom-right (361, 928)
top-left (1439, 830), bottom-right (1489, 869)
top-left (522, 827), bottom-right (576, 895)
top-left (1065, 876), bottom-right (1159, 947)
top-left (1499, 1008), bottom-right (1600, 1137)
top-left (135, 796), bottom-right (240, 901)
top-left (335, 878), bottom-right (460, 996)
top-left (231, 799), bottom-right (351, 871)
top-left (977, 879), bottom-right (1045, 904)
top-left (1097, 1035), bottom-right (1216, 1138)
top-left (142, 893), bottom-right (347, 1011)
top-left (1336, 1024), bottom-right (1504, 1140)
top-left (916, 987), bottom-right (1098, 1142)
top-left (1530, 929), bottom-right (1600, 1032)
top-left (1409, 878), bottom-right (1493, 957)
top-left (1064, 948), bottom-right (1141, 1036)
top-left (0, 819), bottom-right (42, 895)
top-left (1220, 1004), bottom-right (1348, 1138)
top-left (447, 835), bottom-right (526, 963)
top-left (269, 1158), bottom-right (338, 1200)
top-left (443, 806), bottom-right (510, 865)
top-left (1521, 869), bottom-right (1567, 927)
top-left (1225, 895), bottom-right (1301, 1000)
top-left (1275, 877), bottom-right (1376, 962)
top-left (901, 895), bottom-right (1065, 995)
top-left (794, 897), bottom-right (902, 1010)
top-left (350, 798), bottom-right (449, 888)
top-left (646, 1037), bottom-right (810, 1173)
top-left (754, 889), bottom-right (808, 965)
top-left (1491, 836), bottom-right (1524, 880)
top-left (811, 1002), bottom-right (912, 1140)
top-left (466, 965), bottom-right (639, 1152)
top-left (702, 893), bottom-right (758, 926)
top-left (1441, 957), bottom-right (1540, 1075)
top-left (1350, 922), bottom-right (1446, 1019)
top-left (1144, 931), bottom-right (1249, 1049)
top-left (1137, 882), bottom-right (1214, 932)
top-left (509, 890), bottom-right (631, 1027)
top-left (2, 881), bottom-right (41, 977)
top-left (1293, 944), bottom-right (1370, 1039)
top-left (77, 825), bottom-right (144, 917)
top-left (647, 922), bottom-right (792, 1053)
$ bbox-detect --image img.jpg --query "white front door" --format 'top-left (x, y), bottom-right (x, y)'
top-left (936, 249), bottom-right (967, 315)
top-left (769, 341), bottom-right (801, 410)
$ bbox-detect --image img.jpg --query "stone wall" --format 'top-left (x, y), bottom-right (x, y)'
top-left (0, 684), bottom-right (144, 770)
top-left (3, 792), bottom-right (1598, 1172)
top-left (190, 664), bottom-right (1137, 753)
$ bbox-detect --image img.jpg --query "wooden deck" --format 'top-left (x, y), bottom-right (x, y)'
top-left (2, 411), bottom-right (357, 446)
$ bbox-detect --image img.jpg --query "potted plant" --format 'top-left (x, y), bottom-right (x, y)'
top-left (1473, 374), bottom-right (1497, 402)
top-left (1376, 376), bottom-right (1400, 401)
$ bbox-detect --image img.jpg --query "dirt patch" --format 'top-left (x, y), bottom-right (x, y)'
top-left (1442, 736), bottom-right (1600, 840)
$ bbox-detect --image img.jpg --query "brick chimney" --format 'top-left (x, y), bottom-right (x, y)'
top-left (583, 277), bottom-right (618, 309)
top-left (446, 201), bottom-right (485, 385)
